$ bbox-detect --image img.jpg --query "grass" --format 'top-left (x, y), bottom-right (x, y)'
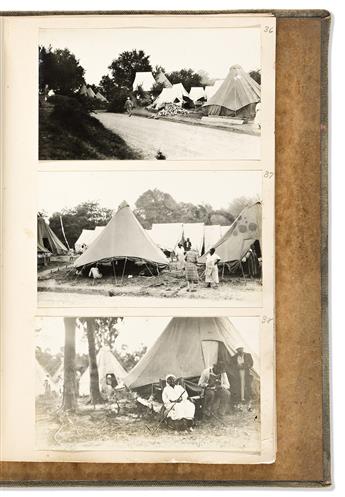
top-left (39, 107), bottom-right (142, 160)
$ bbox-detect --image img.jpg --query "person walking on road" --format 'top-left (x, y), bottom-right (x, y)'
top-left (124, 97), bottom-right (134, 117)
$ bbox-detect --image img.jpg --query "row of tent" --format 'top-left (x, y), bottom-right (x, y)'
top-left (36, 317), bottom-right (259, 397)
top-left (133, 65), bottom-right (261, 116)
top-left (73, 201), bottom-right (262, 269)
top-left (79, 84), bottom-right (108, 102)
top-left (37, 201), bottom-right (261, 269)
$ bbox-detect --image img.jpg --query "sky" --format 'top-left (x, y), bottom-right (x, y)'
top-left (35, 316), bottom-right (260, 362)
top-left (39, 27), bottom-right (260, 85)
top-left (38, 170), bottom-right (261, 217)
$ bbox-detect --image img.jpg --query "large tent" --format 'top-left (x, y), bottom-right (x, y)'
top-left (95, 91), bottom-right (108, 102)
top-left (124, 317), bottom-right (259, 390)
top-left (204, 225), bottom-right (222, 253)
top-left (79, 345), bottom-right (127, 396)
top-left (200, 203), bottom-right (262, 264)
top-left (86, 86), bottom-right (96, 98)
top-left (74, 227), bottom-right (106, 253)
top-left (37, 215), bottom-right (68, 255)
top-left (152, 83), bottom-right (190, 109)
top-left (182, 223), bottom-right (205, 255)
top-left (203, 65), bottom-right (261, 118)
top-left (189, 86), bottom-right (206, 103)
top-left (74, 201), bottom-right (169, 268)
top-left (155, 71), bottom-right (172, 88)
top-left (79, 84), bottom-right (88, 96)
top-left (132, 71), bottom-right (156, 92)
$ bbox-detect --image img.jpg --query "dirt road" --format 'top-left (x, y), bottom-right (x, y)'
top-left (95, 113), bottom-right (260, 160)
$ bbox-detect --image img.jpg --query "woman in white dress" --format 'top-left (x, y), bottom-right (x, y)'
top-left (205, 248), bottom-right (221, 288)
top-left (175, 243), bottom-right (185, 270)
top-left (162, 374), bottom-right (195, 430)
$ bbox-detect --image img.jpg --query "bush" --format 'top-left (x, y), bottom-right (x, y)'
top-left (50, 95), bottom-right (91, 123)
top-left (107, 88), bottom-right (131, 113)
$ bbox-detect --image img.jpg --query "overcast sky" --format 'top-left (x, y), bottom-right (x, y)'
top-left (38, 170), bottom-right (261, 217)
top-left (39, 27), bottom-right (260, 85)
top-left (35, 316), bottom-right (260, 366)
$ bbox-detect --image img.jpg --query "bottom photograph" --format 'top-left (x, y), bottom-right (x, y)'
top-left (35, 316), bottom-right (261, 455)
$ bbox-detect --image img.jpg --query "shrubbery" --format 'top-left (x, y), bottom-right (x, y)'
top-left (107, 88), bottom-right (131, 113)
top-left (49, 94), bottom-right (96, 123)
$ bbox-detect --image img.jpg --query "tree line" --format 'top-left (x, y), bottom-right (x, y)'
top-left (46, 189), bottom-right (259, 248)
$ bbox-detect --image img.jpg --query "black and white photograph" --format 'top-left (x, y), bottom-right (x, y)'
top-left (37, 170), bottom-right (263, 307)
top-left (35, 316), bottom-right (262, 459)
top-left (39, 26), bottom-right (262, 161)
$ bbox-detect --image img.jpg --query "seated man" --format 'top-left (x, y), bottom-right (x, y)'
top-left (162, 374), bottom-right (195, 431)
top-left (88, 264), bottom-right (102, 280)
top-left (198, 362), bottom-right (231, 417)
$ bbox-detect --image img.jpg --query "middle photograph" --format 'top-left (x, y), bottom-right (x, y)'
top-left (37, 169), bottom-right (262, 308)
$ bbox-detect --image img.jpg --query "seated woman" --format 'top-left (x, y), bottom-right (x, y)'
top-left (162, 374), bottom-right (195, 431)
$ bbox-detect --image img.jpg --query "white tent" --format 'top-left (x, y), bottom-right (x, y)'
top-left (86, 87), bottom-right (96, 98)
top-left (95, 91), bottom-right (108, 102)
top-left (189, 86), bottom-right (206, 103)
top-left (79, 345), bottom-right (127, 396)
top-left (152, 83), bottom-right (190, 109)
top-left (74, 227), bottom-right (106, 253)
top-left (182, 223), bottom-right (205, 255)
top-left (204, 225), bottom-right (222, 253)
top-left (79, 84), bottom-right (88, 96)
top-left (150, 223), bottom-right (183, 252)
top-left (132, 71), bottom-right (156, 92)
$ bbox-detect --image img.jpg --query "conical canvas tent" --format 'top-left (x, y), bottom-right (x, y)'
top-left (124, 317), bottom-right (259, 390)
top-left (132, 71), bottom-right (156, 92)
top-left (95, 91), bottom-right (108, 102)
top-left (79, 84), bottom-right (88, 96)
top-left (155, 71), bottom-right (172, 88)
top-left (203, 65), bottom-right (260, 117)
top-left (36, 358), bottom-right (57, 396)
top-left (74, 227), bottom-right (106, 252)
top-left (86, 86), bottom-right (96, 98)
top-left (189, 86), bottom-right (206, 103)
top-left (204, 225), bottom-right (222, 253)
top-left (74, 202), bottom-right (169, 268)
top-left (200, 203), bottom-right (262, 264)
top-left (37, 216), bottom-right (68, 255)
top-left (79, 345), bottom-right (127, 396)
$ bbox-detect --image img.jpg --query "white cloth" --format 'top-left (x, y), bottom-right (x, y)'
top-left (89, 267), bottom-right (102, 279)
top-left (162, 384), bottom-right (195, 420)
top-left (254, 102), bottom-right (261, 128)
top-left (175, 246), bottom-right (185, 270)
top-left (205, 253), bottom-right (220, 284)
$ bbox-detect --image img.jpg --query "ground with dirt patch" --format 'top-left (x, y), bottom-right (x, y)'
top-left (36, 395), bottom-right (260, 453)
top-left (37, 264), bottom-right (262, 307)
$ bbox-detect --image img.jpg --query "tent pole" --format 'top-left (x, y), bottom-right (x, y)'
top-left (112, 259), bottom-right (117, 285)
top-left (121, 257), bottom-right (127, 285)
top-left (240, 261), bottom-right (246, 280)
top-left (221, 263), bottom-right (225, 281)
top-left (145, 263), bottom-right (154, 277)
top-left (156, 264), bottom-right (160, 276)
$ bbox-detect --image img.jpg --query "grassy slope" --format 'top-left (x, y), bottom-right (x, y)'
top-left (39, 108), bottom-right (142, 160)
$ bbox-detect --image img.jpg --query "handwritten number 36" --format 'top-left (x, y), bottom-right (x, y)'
top-left (264, 26), bottom-right (274, 34)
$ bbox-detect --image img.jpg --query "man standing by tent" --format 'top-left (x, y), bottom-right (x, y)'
top-left (162, 375), bottom-right (195, 430)
top-left (183, 238), bottom-right (192, 252)
top-left (230, 347), bottom-right (254, 409)
top-left (198, 363), bottom-right (230, 417)
top-left (124, 97), bottom-right (133, 117)
top-left (205, 247), bottom-right (221, 288)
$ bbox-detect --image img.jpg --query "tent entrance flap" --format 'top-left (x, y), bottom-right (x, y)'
top-left (201, 340), bottom-right (219, 368)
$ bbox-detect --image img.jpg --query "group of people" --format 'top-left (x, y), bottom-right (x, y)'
top-left (162, 346), bottom-right (254, 431)
top-left (175, 239), bottom-right (221, 292)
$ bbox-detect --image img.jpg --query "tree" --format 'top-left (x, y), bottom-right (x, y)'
top-left (39, 46), bottom-right (85, 96)
top-left (108, 50), bottom-right (152, 91)
top-left (166, 68), bottom-right (203, 92)
top-left (134, 189), bottom-right (179, 228)
top-left (62, 318), bottom-right (77, 411)
top-left (84, 319), bottom-right (104, 405)
top-left (228, 196), bottom-right (260, 218)
top-left (99, 74), bottom-right (118, 102)
top-left (49, 201), bottom-right (113, 248)
top-left (249, 70), bottom-right (261, 85)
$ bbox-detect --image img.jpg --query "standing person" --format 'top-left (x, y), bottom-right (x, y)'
top-left (230, 346), bottom-right (254, 409)
top-left (175, 243), bottom-right (185, 270)
top-left (124, 97), bottom-right (133, 117)
top-left (205, 248), bottom-right (221, 288)
top-left (184, 247), bottom-right (199, 292)
top-left (254, 101), bottom-right (261, 129)
top-left (162, 374), bottom-right (195, 430)
top-left (198, 363), bottom-right (230, 417)
top-left (184, 238), bottom-right (192, 252)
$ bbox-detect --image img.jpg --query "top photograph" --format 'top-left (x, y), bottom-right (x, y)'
top-left (39, 25), bottom-right (262, 161)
